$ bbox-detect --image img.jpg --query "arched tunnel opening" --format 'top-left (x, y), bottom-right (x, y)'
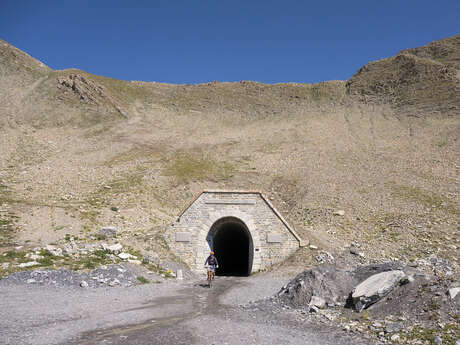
top-left (210, 217), bottom-right (253, 276)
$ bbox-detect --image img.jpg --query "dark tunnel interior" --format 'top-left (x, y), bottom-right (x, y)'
top-left (212, 219), bottom-right (253, 276)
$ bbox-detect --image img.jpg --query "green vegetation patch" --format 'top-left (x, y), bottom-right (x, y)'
top-left (164, 152), bottom-right (235, 183)
top-left (136, 275), bottom-right (150, 284)
top-left (0, 250), bottom-right (27, 263)
top-left (0, 217), bottom-right (16, 246)
top-left (391, 184), bottom-right (459, 216)
top-left (399, 323), bottom-right (459, 345)
top-left (64, 252), bottom-right (115, 270)
top-left (104, 146), bottom-right (163, 167)
top-left (0, 188), bottom-right (20, 246)
top-left (145, 264), bottom-right (175, 278)
top-left (81, 168), bottom-right (148, 223)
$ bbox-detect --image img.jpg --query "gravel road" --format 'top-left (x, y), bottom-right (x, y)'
top-left (1, 272), bottom-right (376, 345)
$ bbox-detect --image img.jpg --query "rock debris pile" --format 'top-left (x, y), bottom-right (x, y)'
top-left (0, 264), bottom-right (138, 288)
top-left (273, 261), bottom-right (459, 344)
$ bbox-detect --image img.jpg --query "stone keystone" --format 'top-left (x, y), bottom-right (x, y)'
top-left (351, 270), bottom-right (406, 312)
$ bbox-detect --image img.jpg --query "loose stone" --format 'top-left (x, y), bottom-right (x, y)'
top-left (18, 261), bottom-right (39, 268)
top-left (99, 226), bottom-right (117, 238)
top-left (448, 287), bottom-right (459, 299)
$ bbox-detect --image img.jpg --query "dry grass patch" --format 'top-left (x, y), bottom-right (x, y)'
top-left (391, 184), bottom-right (459, 216)
top-left (164, 152), bottom-right (235, 183)
top-left (104, 146), bottom-right (163, 167)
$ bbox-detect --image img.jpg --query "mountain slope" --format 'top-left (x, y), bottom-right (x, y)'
top-left (0, 35), bottom-right (458, 276)
top-left (346, 34), bottom-right (460, 117)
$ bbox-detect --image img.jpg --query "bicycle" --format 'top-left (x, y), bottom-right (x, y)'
top-left (205, 264), bottom-right (217, 288)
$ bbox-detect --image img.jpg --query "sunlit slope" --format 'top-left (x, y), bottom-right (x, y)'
top-left (0, 35), bottom-right (458, 269)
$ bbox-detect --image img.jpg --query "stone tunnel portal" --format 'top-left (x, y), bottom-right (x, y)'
top-left (209, 217), bottom-right (253, 276)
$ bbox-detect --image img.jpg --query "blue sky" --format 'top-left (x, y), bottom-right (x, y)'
top-left (1, 1), bottom-right (459, 84)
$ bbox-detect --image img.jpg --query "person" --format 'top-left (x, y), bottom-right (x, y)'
top-left (204, 251), bottom-right (218, 286)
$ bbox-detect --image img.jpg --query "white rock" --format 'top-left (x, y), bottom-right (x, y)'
top-left (18, 261), bottom-right (39, 268)
top-left (80, 281), bottom-right (89, 288)
top-left (26, 279), bottom-right (36, 284)
top-left (309, 245), bottom-right (318, 250)
top-left (102, 243), bottom-right (123, 254)
top-left (127, 259), bottom-right (142, 265)
top-left (176, 269), bottom-right (183, 280)
top-left (108, 279), bottom-right (120, 287)
top-left (63, 244), bottom-right (75, 255)
top-left (309, 296), bottom-right (326, 309)
top-left (118, 252), bottom-right (135, 260)
top-left (390, 334), bottom-right (400, 342)
top-left (309, 305), bottom-right (319, 313)
top-left (372, 321), bottom-right (383, 328)
top-left (350, 246), bottom-right (360, 255)
top-left (448, 287), bottom-right (459, 299)
top-left (352, 270), bottom-right (406, 312)
top-left (1, 262), bottom-right (9, 269)
top-left (334, 210), bottom-right (345, 216)
top-left (46, 245), bottom-right (63, 256)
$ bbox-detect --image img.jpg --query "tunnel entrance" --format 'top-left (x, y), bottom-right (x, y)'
top-left (208, 217), bottom-right (253, 276)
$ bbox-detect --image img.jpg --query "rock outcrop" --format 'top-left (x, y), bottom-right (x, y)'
top-left (277, 262), bottom-right (405, 308)
top-left (351, 270), bottom-right (406, 312)
top-left (57, 73), bottom-right (128, 118)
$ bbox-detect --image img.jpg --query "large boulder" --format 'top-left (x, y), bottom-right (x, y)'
top-left (277, 262), bottom-right (405, 309)
top-left (351, 270), bottom-right (406, 312)
top-left (278, 265), bottom-right (357, 307)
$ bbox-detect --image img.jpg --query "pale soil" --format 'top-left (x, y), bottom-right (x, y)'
top-left (1, 105), bottom-right (458, 273)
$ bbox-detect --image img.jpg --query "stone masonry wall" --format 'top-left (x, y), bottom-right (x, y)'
top-left (165, 192), bottom-right (300, 273)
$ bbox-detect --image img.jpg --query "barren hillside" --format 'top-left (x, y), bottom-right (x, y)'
top-left (0, 35), bottom-right (459, 276)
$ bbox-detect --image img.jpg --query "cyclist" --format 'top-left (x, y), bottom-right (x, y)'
top-left (204, 251), bottom-right (218, 287)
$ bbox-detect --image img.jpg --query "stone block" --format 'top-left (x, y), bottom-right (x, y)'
top-left (175, 232), bottom-right (191, 242)
top-left (266, 233), bottom-right (282, 243)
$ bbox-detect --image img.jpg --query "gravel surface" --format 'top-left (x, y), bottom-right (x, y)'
top-left (0, 280), bottom-right (190, 345)
top-left (0, 269), bottom-right (378, 345)
top-left (219, 273), bottom-right (292, 306)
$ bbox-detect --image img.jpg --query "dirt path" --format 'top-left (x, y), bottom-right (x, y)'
top-left (68, 278), bottom-right (233, 345)
top-left (1, 275), bottom-right (376, 345)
